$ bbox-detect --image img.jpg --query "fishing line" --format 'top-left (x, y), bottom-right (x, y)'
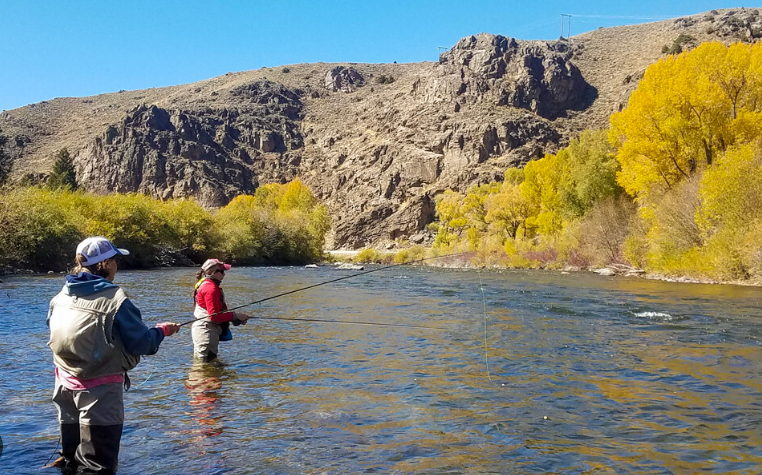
top-left (218, 314), bottom-right (443, 330)
top-left (133, 366), bottom-right (155, 389)
top-left (178, 251), bottom-right (472, 328)
top-left (479, 270), bottom-right (493, 381)
top-left (41, 435), bottom-right (61, 469)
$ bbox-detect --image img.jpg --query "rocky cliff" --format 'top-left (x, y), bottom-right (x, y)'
top-left (2, 8), bottom-right (761, 249)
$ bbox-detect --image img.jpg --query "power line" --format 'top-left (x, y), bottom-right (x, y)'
top-left (566, 14), bottom-right (673, 20)
top-left (558, 13), bottom-right (674, 38)
top-left (507, 16), bottom-right (559, 39)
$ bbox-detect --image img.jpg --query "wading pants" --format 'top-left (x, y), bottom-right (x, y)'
top-left (191, 319), bottom-right (222, 361)
top-left (52, 381), bottom-right (124, 474)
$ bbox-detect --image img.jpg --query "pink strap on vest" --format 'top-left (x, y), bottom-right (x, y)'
top-left (55, 366), bottom-right (124, 391)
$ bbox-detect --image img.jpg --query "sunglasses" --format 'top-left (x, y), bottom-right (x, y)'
top-left (215, 269), bottom-right (225, 275)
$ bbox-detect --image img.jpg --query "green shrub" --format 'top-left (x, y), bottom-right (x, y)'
top-left (0, 127), bottom-right (11, 186)
top-left (355, 248), bottom-right (381, 263)
top-left (0, 188), bottom-right (81, 271)
top-left (662, 34), bottom-right (696, 55)
top-left (0, 179), bottom-right (330, 271)
top-left (393, 245), bottom-right (428, 264)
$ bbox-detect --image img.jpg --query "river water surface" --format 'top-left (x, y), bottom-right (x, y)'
top-left (1, 266), bottom-right (762, 474)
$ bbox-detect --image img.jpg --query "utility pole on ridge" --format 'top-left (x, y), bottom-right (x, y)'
top-left (561, 14), bottom-right (572, 38)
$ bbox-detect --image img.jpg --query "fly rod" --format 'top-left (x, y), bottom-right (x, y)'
top-left (178, 251), bottom-right (473, 328)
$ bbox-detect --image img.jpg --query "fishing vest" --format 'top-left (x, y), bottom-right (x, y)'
top-left (48, 286), bottom-right (140, 379)
top-left (193, 302), bottom-right (215, 325)
top-left (193, 279), bottom-right (225, 326)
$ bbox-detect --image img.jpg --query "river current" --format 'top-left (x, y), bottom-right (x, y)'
top-left (1, 266), bottom-right (761, 474)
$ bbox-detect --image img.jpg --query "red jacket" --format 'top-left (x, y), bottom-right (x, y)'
top-left (195, 279), bottom-right (234, 323)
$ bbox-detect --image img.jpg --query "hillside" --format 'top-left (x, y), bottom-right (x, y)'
top-left (1, 7), bottom-right (760, 249)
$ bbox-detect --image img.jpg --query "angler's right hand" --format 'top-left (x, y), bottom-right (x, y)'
top-left (234, 313), bottom-right (249, 325)
top-left (156, 322), bottom-right (180, 336)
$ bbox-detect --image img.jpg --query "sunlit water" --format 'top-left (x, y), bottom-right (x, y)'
top-left (1, 266), bottom-right (762, 474)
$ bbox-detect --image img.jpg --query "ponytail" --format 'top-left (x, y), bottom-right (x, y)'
top-left (70, 254), bottom-right (111, 278)
top-left (193, 269), bottom-right (211, 302)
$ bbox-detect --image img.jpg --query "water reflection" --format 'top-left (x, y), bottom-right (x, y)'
top-left (184, 362), bottom-right (233, 440)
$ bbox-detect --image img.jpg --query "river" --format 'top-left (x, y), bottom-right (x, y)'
top-left (1, 266), bottom-right (761, 474)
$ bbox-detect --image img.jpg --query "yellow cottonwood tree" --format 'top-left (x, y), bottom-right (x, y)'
top-left (433, 190), bottom-right (466, 247)
top-left (698, 143), bottom-right (762, 235)
top-left (279, 178), bottom-right (319, 212)
top-left (520, 152), bottom-right (564, 235)
top-left (215, 180), bottom-right (329, 263)
top-left (485, 183), bottom-right (530, 239)
top-left (695, 143), bottom-right (762, 277)
top-left (462, 182), bottom-right (500, 231)
top-left (610, 41), bottom-right (762, 199)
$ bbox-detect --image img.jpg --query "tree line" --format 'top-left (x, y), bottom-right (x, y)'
top-left (0, 176), bottom-right (330, 271)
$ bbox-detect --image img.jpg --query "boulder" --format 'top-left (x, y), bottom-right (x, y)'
top-left (324, 66), bottom-right (365, 93)
top-left (337, 263), bottom-right (364, 270)
top-left (594, 268), bottom-right (616, 276)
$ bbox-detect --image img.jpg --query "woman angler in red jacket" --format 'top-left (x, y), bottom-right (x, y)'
top-left (191, 259), bottom-right (250, 361)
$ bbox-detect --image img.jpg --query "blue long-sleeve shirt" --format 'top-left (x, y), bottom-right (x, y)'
top-left (53, 272), bottom-right (165, 356)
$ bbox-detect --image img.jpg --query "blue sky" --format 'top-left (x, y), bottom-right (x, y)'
top-left (0, 1), bottom-right (755, 111)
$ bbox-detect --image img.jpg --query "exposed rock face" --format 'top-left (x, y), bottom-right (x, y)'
top-left (77, 81), bottom-right (305, 207)
top-left (63, 46), bottom-right (563, 249)
top-left (437, 34), bottom-right (591, 118)
top-left (324, 66), bottom-right (364, 92)
top-left (332, 193), bottom-right (436, 248)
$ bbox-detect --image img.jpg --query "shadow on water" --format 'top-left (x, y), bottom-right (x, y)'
top-left (1, 267), bottom-right (762, 474)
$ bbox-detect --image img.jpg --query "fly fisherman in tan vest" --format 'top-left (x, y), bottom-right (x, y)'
top-left (47, 236), bottom-right (180, 474)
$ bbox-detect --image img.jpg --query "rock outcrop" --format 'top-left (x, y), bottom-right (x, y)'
top-left (324, 66), bottom-right (364, 93)
top-left (77, 81), bottom-right (305, 207)
top-left (436, 34), bottom-right (591, 118)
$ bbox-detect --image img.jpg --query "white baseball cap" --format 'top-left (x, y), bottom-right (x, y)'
top-left (76, 236), bottom-right (130, 266)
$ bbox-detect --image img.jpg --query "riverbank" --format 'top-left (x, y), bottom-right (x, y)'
top-left (3, 249), bottom-right (760, 288)
top-left (326, 248), bottom-right (762, 288)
